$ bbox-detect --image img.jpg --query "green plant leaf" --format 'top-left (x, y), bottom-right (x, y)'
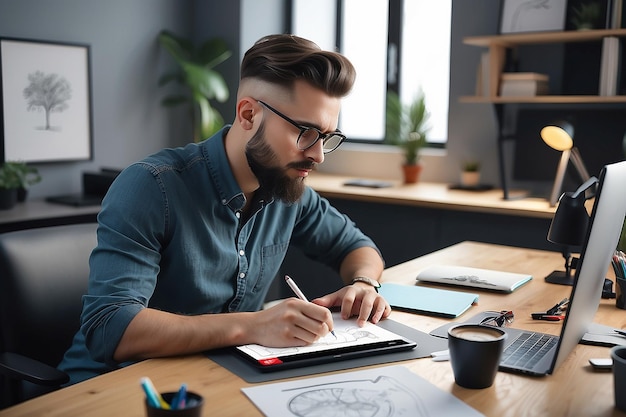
top-left (197, 38), bottom-right (232, 68)
top-left (158, 30), bottom-right (231, 142)
top-left (158, 30), bottom-right (193, 62)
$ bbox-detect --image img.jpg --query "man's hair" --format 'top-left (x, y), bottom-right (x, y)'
top-left (241, 34), bottom-right (356, 97)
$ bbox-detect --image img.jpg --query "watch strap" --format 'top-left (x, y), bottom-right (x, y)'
top-left (351, 276), bottom-right (381, 292)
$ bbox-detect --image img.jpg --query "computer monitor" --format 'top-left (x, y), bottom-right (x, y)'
top-left (551, 160), bottom-right (626, 371)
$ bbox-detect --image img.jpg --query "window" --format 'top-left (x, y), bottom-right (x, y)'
top-left (291, 0), bottom-right (451, 145)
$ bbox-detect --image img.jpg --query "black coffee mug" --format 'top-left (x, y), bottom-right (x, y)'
top-left (448, 324), bottom-right (507, 389)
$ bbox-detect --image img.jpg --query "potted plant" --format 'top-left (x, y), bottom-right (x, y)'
top-left (460, 161), bottom-right (481, 187)
top-left (158, 30), bottom-right (232, 143)
top-left (385, 90), bottom-right (430, 183)
top-left (0, 161), bottom-right (40, 209)
top-left (570, 2), bottom-right (602, 30)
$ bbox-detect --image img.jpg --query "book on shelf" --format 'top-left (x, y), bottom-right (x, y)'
top-left (599, 36), bottom-right (621, 96)
top-left (499, 72), bottom-right (549, 97)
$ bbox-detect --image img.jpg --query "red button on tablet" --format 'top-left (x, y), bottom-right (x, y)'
top-left (258, 357), bottom-right (283, 366)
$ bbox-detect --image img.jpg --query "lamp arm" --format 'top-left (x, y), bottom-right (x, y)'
top-left (570, 147), bottom-right (591, 183)
top-left (550, 149), bottom-right (571, 207)
top-left (572, 176), bottom-right (598, 199)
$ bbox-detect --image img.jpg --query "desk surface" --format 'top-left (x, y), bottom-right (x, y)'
top-left (2, 242), bottom-right (625, 417)
top-left (307, 173), bottom-right (556, 219)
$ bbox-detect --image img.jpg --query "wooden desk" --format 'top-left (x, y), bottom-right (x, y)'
top-left (2, 242), bottom-right (625, 417)
top-left (0, 199), bottom-right (99, 233)
top-left (307, 173), bottom-right (556, 219)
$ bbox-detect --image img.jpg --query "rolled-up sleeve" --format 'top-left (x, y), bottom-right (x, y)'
top-left (80, 163), bottom-right (166, 365)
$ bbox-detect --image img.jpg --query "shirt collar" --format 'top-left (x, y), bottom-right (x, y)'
top-left (202, 126), bottom-right (246, 211)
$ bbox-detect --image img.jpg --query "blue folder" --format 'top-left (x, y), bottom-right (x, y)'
top-left (379, 283), bottom-right (479, 318)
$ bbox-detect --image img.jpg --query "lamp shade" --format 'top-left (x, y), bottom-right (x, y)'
top-left (541, 121), bottom-right (574, 151)
top-left (547, 191), bottom-right (589, 247)
top-left (547, 177), bottom-right (597, 247)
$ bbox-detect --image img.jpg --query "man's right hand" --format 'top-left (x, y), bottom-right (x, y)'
top-left (246, 298), bottom-right (334, 347)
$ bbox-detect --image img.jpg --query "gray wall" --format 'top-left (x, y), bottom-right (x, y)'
top-left (0, 0), bottom-right (194, 198)
top-left (0, 0), bottom-right (505, 199)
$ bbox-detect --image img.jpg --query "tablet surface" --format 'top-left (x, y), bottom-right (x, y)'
top-left (235, 313), bottom-right (417, 372)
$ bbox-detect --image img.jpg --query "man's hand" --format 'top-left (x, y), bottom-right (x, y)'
top-left (313, 283), bottom-right (391, 327)
top-left (247, 298), bottom-right (334, 347)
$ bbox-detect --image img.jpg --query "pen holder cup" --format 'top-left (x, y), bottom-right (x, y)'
top-left (145, 392), bottom-right (204, 417)
top-left (616, 277), bottom-right (626, 309)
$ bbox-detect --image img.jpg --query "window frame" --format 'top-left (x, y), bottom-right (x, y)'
top-left (288, 0), bottom-right (449, 149)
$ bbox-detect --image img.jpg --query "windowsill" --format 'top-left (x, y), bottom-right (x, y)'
top-left (317, 142), bottom-right (448, 180)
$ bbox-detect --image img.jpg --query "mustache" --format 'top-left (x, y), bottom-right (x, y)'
top-left (287, 161), bottom-right (316, 170)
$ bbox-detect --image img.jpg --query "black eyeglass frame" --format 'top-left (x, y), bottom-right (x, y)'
top-left (480, 310), bottom-right (515, 328)
top-left (257, 100), bottom-right (346, 153)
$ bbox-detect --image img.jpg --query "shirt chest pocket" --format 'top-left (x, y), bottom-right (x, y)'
top-left (251, 241), bottom-right (289, 293)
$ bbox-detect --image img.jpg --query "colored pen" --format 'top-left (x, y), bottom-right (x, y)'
top-left (285, 275), bottom-right (336, 338)
top-left (140, 377), bottom-right (170, 410)
top-left (546, 298), bottom-right (569, 315)
top-left (170, 383), bottom-right (187, 410)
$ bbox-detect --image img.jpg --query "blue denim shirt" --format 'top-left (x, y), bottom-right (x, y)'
top-left (58, 127), bottom-right (379, 384)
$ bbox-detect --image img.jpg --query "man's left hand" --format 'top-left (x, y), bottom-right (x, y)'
top-left (313, 284), bottom-right (391, 327)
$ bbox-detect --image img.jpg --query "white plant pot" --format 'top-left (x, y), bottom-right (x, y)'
top-left (460, 171), bottom-right (481, 187)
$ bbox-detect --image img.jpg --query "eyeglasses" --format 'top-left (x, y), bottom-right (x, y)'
top-left (480, 310), bottom-right (514, 328)
top-left (257, 100), bottom-right (346, 153)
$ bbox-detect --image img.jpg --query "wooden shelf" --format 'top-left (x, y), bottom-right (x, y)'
top-left (464, 28), bottom-right (626, 47)
top-left (464, 28), bottom-right (626, 99)
top-left (459, 95), bottom-right (626, 103)
top-left (461, 28), bottom-right (626, 200)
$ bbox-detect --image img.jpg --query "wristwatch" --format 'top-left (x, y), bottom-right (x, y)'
top-left (351, 276), bottom-right (381, 292)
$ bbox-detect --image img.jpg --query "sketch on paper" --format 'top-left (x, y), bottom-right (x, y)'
top-left (23, 71), bottom-right (72, 131)
top-left (285, 375), bottom-right (426, 417)
top-left (0, 38), bottom-right (92, 162)
top-left (236, 312), bottom-right (403, 361)
top-left (242, 365), bottom-right (485, 417)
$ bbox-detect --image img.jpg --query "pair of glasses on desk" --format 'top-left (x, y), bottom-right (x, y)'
top-left (480, 310), bottom-right (515, 327)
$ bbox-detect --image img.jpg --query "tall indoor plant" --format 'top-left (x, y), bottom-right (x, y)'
top-left (158, 30), bottom-right (232, 142)
top-left (385, 90), bottom-right (430, 183)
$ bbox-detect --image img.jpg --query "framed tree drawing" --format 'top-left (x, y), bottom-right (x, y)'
top-left (0, 37), bottom-right (93, 163)
top-left (500, 0), bottom-right (568, 34)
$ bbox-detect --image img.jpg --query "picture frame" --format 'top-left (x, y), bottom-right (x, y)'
top-left (500, 0), bottom-right (568, 34)
top-left (0, 37), bottom-right (93, 163)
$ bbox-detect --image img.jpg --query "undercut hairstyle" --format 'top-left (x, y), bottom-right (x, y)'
top-left (241, 34), bottom-right (356, 98)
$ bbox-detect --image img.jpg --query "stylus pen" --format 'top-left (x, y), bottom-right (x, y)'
top-left (284, 275), bottom-right (336, 338)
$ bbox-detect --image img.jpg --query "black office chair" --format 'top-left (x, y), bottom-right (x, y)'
top-left (0, 223), bottom-right (97, 408)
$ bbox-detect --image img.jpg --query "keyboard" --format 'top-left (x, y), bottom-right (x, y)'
top-left (501, 332), bottom-right (558, 369)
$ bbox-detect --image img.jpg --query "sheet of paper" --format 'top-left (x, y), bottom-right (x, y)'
top-left (236, 312), bottom-right (406, 361)
top-left (242, 365), bottom-right (485, 417)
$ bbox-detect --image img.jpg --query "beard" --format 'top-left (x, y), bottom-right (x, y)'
top-left (245, 123), bottom-right (315, 204)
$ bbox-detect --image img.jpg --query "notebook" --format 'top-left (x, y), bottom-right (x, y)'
top-left (234, 312), bottom-right (417, 372)
top-left (416, 265), bottom-right (532, 293)
top-left (432, 161), bottom-right (626, 376)
top-left (379, 283), bottom-right (478, 318)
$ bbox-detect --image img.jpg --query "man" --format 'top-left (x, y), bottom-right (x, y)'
top-left (59, 34), bottom-right (390, 385)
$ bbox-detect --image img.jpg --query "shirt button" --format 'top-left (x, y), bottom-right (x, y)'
top-left (235, 212), bottom-right (241, 219)
top-left (239, 272), bottom-right (246, 278)
top-left (239, 250), bottom-right (245, 256)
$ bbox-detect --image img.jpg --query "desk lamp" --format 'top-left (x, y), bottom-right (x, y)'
top-left (545, 177), bottom-right (598, 285)
top-left (541, 121), bottom-right (591, 207)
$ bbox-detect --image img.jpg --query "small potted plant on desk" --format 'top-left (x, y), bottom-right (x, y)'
top-left (385, 90), bottom-right (430, 184)
top-left (0, 161), bottom-right (41, 209)
top-left (460, 161), bottom-right (481, 188)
